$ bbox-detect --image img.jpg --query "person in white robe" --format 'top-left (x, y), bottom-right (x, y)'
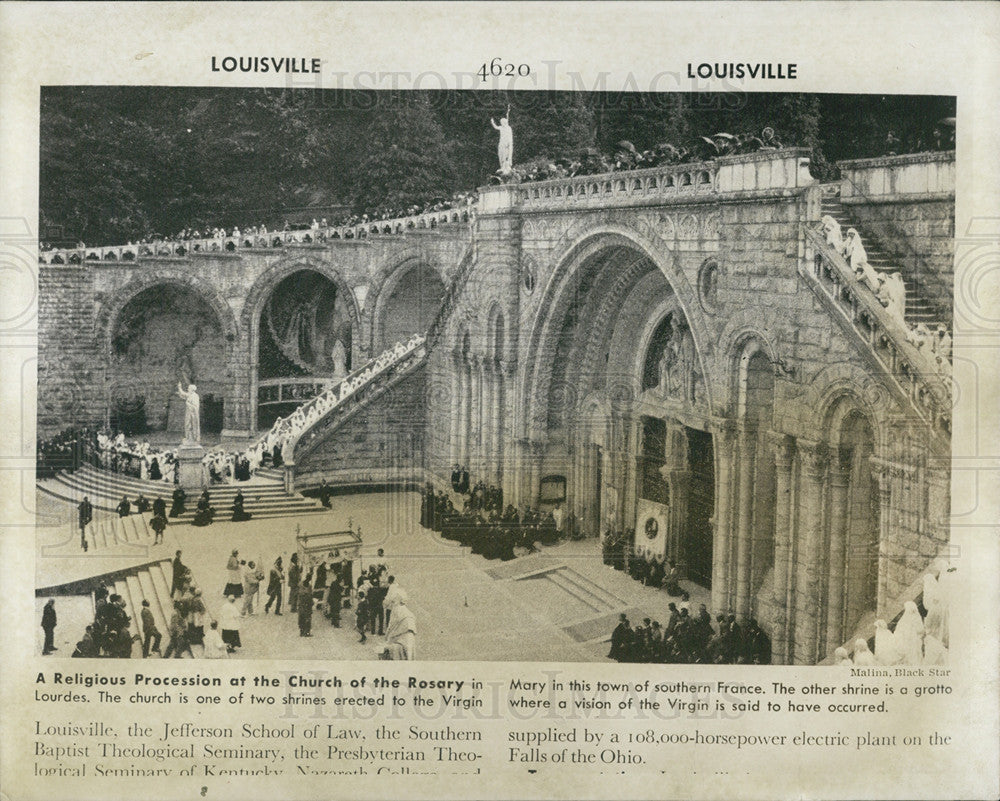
top-left (822, 215), bottom-right (844, 252)
top-left (893, 601), bottom-right (925, 665)
top-left (921, 633), bottom-right (948, 666)
top-left (874, 618), bottom-right (900, 666)
top-left (844, 229), bottom-right (881, 292)
top-left (834, 647), bottom-right (853, 666)
top-left (203, 621), bottom-right (228, 659)
top-left (922, 573), bottom-right (945, 641)
top-left (852, 638), bottom-right (876, 666)
top-left (876, 272), bottom-right (907, 325)
top-left (385, 600), bottom-right (416, 660)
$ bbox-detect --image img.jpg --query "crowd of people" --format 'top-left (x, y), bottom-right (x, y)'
top-left (820, 216), bottom-right (952, 369)
top-left (601, 528), bottom-right (690, 599)
top-left (42, 191), bottom-right (477, 260)
top-left (608, 609), bottom-right (772, 665)
top-left (836, 570), bottom-right (951, 667)
top-left (507, 128), bottom-right (786, 185)
top-left (421, 474), bottom-right (566, 561)
top-left (256, 334), bottom-right (425, 467)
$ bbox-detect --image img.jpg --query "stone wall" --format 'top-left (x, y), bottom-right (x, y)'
top-left (838, 152), bottom-right (955, 321)
top-left (293, 365), bottom-right (428, 487)
top-left (37, 265), bottom-right (104, 432)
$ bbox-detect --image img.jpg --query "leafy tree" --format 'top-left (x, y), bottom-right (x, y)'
top-left (349, 95), bottom-right (456, 215)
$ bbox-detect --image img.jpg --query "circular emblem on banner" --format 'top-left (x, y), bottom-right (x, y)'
top-left (644, 517), bottom-right (659, 540)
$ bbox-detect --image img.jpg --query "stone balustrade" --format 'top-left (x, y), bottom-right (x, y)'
top-left (518, 160), bottom-right (718, 209)
top-left (802, 227), bottom-right (950, 436)
top-left (38, 208), bottom-right (475, 265)
top-left (250, 334), bottom-right (427, 459)
top-left (838, 150), bottom-right (955, 201)
top-left (257, 376), bottom-right (337, 407)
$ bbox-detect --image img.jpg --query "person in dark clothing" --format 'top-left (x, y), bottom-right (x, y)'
top-left (287, 553), bottom-right (301, 614)
top-left (151, 513), bottom-right (167, 545)
top-left (140, 599), bottom-right (162, 657)
top-left (326, 579), bottom-right (342, 627)
top-left (193, 490), bottom-right (214, 527)
top-left (319, 480), bottom-right (332, 509)
top-left (230, 490), bottom-right (252, 522)
top-left (171, 550), bottom-right (188, 597)
top-left (368, 577), bottom-right (387, 635)
top-left (169, 487), bottom-right (186, 517)
top-left (41, 599), bottom-right (57, 654)
top-left (135, 493), bottom-right (150, 514)
top-left (298, 578), bottom-right (314, 636)
top-left (264, 557), bottom-right (284, 615)
top-left (608, 614), bottom-right (632, 662)
top-left (355, 591), bottom-right (369, 643)
top-left (116, 495), bottom-right (131, 517)
top-left (149, 457), bottom-right (162, 481)
top-left (152, 496), bottom-right (166, 519)
top-left (78, 496), bottom-right (93, 532)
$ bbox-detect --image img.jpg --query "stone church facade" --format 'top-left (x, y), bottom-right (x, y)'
top-left (38, 149), bottom-right (954, 664)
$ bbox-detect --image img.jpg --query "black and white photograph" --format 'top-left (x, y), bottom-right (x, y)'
top-left (34, 87), bottom-right (956, 667)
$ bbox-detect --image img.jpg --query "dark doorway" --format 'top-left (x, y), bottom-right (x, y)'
top-left (202, 393), bottom-right (224, 434)
top-left (683, 427), bottom-right (714, 587)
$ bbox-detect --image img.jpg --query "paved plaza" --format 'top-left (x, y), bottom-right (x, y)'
top-left (36, 489), bottom-right (708, 662)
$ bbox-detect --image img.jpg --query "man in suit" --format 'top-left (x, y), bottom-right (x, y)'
top-left (41, 599), bottom-right (57, 654)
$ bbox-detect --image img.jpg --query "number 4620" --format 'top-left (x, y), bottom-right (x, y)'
top-left (478, 59), bottom-right (531, 81)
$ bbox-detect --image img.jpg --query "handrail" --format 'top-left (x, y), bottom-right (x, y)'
top-left (249, 335), bottom-right (426, 460)
top-left (802, 227), bottom-right (950, 438)
top-left (836, 168), bottom-right (954, 321)
top-left (38, 208), bottom-right (475, 265)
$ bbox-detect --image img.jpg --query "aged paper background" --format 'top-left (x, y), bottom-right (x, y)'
top-left (1, 2), bottom-right (998, 799)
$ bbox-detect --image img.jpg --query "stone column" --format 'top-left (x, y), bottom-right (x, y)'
top-left (469, 357), bottom-right (482, 476)
top-left (824, 450), bottom-right (851, 655)
top-left (710, 422), bottom-right (735, 616)
top-left (734, 427), bottom-right (757, 619)
top-left (491, 362), bottom-right (503, 481)
top-left (793, 442), bottom-right (829, 665)
top-left (449, 355), bottom-right (462, 466)
top-left (480, 365), bottom-right (493, 480)
top-left (771, 435), bottom-right (795, 665)
top-left (871, 458), bottom-right (892, 618)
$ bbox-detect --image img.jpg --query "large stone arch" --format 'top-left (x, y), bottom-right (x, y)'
top-left (804, 363), bottom-right (891, 450)
top-left (97, 275), bottom-right (239, 434)
top-left (241, 256), bottom-right (362, 431)
top-left (241, 256), bottom-right (361, 349)
top-left (368, 256), bottom-right (447, 354)
top-left (97, 272), bottom-right (238, 361)
top-left (522, 225), bottom-right (712, 441)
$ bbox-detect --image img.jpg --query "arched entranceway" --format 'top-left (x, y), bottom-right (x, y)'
top-left (256, 269), bottom-right (356, 429)
top-left (518, 232), bottom-right (716, 595)
top-left (373, 262), bottom-right (446, 352)
top-left (821, 403), bottom-right (879, 655)
top-left (107, 284), bottom-right (229, 435)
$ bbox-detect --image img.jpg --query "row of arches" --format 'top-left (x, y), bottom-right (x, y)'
top-left (101, 255), bottom-right (447, 434)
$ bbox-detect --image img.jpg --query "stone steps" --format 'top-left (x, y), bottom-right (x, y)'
top-left (820, 197), bottom-right (942, 326)
top-left (40, 463), bottom-right (326, 522)
top-left (546, 568), bottom-right (623, 613)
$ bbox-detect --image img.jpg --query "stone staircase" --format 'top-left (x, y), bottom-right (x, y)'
top-left (819, 187), bottom-right (944, 328)
top-left (38, 463), bottom-right (328, 522)
top-left (114, 560), bottom-right (177, 657)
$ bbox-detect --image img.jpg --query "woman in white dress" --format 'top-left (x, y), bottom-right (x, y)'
top-left (844, 228), bottom-right (881, 292)
top-left (821, 215), bottom-right (844, 252)
top-left (873, 618), bottom-right (900, 665)
top-left (893, 601), bottom-right (925, 665)
top-left (922, 573), bottom-right (945, 641)
top-left (852, 638), bottom-right (876, 666)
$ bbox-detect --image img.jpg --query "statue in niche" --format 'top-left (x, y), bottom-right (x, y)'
top-left (657, 315), bottom-right (697, 403)
top-left (331, 339), bottom-right (347, 378)
top-left (657, 316), bottom-right (678, 396)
